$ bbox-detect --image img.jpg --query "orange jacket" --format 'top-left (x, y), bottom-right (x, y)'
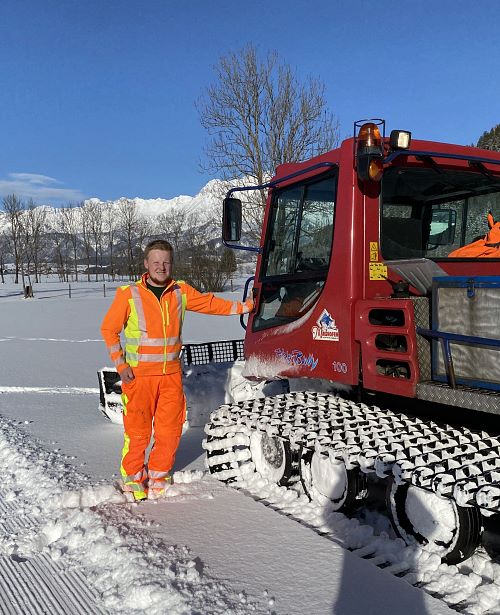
top-left (101, 274), bottom-right (252, 376)
top-left (449, 212), bottom-right (500, 258)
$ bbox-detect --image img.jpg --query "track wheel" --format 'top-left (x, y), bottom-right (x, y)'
top-left (299, 448), bottom-right (366, 511)
top-left (387, 478), bottom-right (482, 564)
top-left (249, 432), bottom-right (293, 486)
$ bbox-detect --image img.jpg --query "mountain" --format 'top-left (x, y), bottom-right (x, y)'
top-left (0, 178), bottom-right (227, 236)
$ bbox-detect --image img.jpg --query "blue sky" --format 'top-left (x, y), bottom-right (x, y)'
top-left (0, 0), bottom-right (499, 205)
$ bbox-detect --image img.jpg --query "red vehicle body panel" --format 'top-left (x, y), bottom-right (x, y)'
top-left (243, 137), bottom-right (500, 395)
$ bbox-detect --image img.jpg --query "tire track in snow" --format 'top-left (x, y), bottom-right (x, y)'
top-left (0, 387), bottom-right (99, 395)
top-left (0, 555), bottom-right (106, 615)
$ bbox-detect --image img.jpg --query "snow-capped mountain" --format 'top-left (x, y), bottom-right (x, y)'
top-left (0, 178), bottom-right (228, 236)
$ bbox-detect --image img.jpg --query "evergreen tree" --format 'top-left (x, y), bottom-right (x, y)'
top-left (477, 124), bottom-right (500, 151)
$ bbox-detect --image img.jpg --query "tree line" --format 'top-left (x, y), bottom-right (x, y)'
top-left (0, 195), bottom-right (237, 292)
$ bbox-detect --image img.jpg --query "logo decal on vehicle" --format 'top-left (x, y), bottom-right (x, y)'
top-left (312, 309), bottom-right (339, 341)
top-left (275, 348), bottom-right (318, 371)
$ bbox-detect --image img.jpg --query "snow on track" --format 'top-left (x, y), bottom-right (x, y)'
top-left (0, 416), bottom-right (272, 615)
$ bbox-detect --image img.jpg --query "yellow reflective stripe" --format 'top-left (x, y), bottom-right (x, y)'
top-left (123, 470), bottom-right (146, 483)
top-left (126, 351), bottom-right (180, 362)
top-left (124, 297), bottom-right (140, 368)
top-left (120, 432), bottom-right (130, 479)
top-left (181, 292), bottom-right (187, 320)
top-left (126, 347), bottom-right (139, 367)
top-left (125, 336), bottom-right (180, 347)
top-left (125, 297), bottom-right (139, 332)
top-left (121, 391), bottom-right (129, 416)
top-left (130, 285), bottom-right (147, 331)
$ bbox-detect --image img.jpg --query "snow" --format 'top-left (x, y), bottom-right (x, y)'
top-left (404, 486), bottom-right (457, 545)
top-left (308, 451), bottom-right (348, 503)
top-left (0, 277), bottom-right (497, 614)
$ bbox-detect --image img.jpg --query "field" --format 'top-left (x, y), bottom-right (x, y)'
top-left (0, 278), bottom-right (478, 614)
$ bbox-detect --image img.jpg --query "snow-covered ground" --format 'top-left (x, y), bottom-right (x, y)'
top-left (0, 278), bottom-right (497, 614)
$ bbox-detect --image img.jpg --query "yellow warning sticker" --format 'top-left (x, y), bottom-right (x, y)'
top-left (369, 242), bottom-right (379, 262)
top-left (369, 263), bottom-right (387, 280)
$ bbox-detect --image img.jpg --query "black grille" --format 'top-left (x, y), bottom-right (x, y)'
top-left (181, 339), bottom-right (245, 366)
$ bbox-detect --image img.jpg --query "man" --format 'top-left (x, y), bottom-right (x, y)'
top-left (101, 239), bottom-right (253, 501)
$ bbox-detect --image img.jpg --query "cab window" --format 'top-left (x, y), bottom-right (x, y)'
top-left (381, 166), bottom-right (500, 260)
top-left (254, 173), bottom-right (337, 332)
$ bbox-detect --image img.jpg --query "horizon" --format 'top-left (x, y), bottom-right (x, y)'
top-left (1, 0), bottom-right (499, 207)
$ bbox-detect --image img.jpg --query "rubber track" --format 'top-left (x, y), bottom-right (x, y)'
top-left (203, 391), bottom-right (500, 515)
top-left (203, 392), bottom-right (500, 614)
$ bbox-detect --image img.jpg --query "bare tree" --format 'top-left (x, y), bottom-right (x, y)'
top-left (198, 44), bottom-right (339, 236)
top-left (0, 230), bottom-right (9, 283)
top-left (103, 204), bottom-right (118, 280)
top-left (80, 203), bottom-right (93, 281)
top-left (156, 208), bottom-right (189, 254)
top-left (60, 203), bottom-right (82, 281)
top-left (53, 232), bottom-right (69, 281)
top-left (117, 199), bottom-right (142, 279)
top-left (24, 199), bottom-right (48, 283)
top-left (2, 194), bottom-right (25, 284)
top-left (86, 200), bottom-right (104, 280)
top-left (184, 243), bottom-right (236, 292)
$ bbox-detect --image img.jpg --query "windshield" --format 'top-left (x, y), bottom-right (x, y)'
top-left (381, 165), bottom-right (500, 259)
top-left (254, 173), bottom-right (337, 331)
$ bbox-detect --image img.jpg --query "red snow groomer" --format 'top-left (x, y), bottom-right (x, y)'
top-left (204, 120), bottom-right (500, 564)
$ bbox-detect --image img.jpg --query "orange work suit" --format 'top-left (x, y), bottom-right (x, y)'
top-left (101, 274), bottom-right (252, 497)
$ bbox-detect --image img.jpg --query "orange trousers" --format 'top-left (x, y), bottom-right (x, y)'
top-left (120, 372), bottom-right (186, 495)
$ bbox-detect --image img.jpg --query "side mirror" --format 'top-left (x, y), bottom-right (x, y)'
top-left (427, 209), bottom-right (456, 247)
top-left (222, 197), bottom-right (242, 242)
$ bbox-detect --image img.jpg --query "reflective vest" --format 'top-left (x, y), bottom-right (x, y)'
top-left (101, 274), bottom-right (250, 376)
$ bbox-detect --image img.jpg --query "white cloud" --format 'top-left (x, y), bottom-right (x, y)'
top-left (0, 173), bottom-right (85, 204)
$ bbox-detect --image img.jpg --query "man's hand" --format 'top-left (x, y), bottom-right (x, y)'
top-left (243, 297), bottom-right (255, 313)
top-left (120, 366), bottom-right (135, 384)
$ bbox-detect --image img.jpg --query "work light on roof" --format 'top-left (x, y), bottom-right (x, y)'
top-left (389, 130), bottom-right (411, 150)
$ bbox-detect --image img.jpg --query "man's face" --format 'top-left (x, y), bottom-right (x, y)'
top-left (144, 249), bottom-right (173, 286)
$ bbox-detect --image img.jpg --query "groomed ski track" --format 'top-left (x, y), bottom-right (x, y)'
top-left (0, 408), bottom-right (454, 615)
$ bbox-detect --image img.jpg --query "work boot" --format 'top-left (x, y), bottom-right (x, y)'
top-left (147, 475), bottom-right (173, 500)
top-left (147, 487), bottom-right (166, 500)
top-left (118, 479), bottom-right (148, 502)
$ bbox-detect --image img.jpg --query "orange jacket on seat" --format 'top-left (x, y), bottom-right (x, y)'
top-left (101, 274), bottom-right (252, 376)
top-left (449, 212), bottom-right (500, 258)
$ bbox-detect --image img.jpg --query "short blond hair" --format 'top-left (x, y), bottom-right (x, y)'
top-left (144, 240), bottom-right (174, 259)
